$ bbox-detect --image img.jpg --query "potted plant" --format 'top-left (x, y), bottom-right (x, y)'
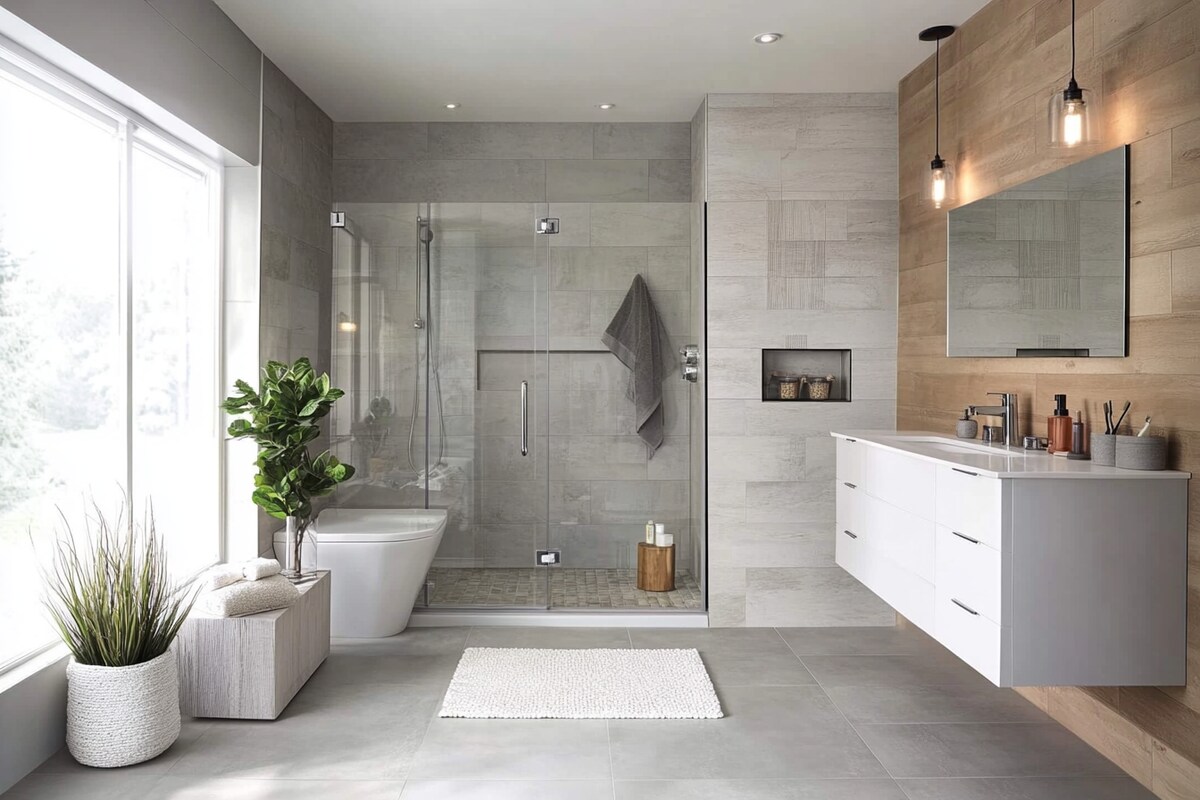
top-left (222, 357), bottom-right (355, 577)
top-left (41, 501), bottom-right (196, 768)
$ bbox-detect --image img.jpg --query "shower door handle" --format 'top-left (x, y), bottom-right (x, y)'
top-left (520, 380), bottom-right (529, 456)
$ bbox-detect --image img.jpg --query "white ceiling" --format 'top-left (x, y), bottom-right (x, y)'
top-left (215, 0), bottom-right (990, 122)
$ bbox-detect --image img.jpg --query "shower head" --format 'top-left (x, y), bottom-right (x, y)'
top-left (418, 221), bottom-right (434, 244)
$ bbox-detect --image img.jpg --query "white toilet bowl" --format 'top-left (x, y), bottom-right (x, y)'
top-left (274, 507), bottom-right (446, 637)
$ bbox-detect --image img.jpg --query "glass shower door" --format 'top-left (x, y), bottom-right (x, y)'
top-left (422, 201), bottom-right (551, 608)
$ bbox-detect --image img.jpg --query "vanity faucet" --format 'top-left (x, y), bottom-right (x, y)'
top-left (967, 392), bottom-right (1021, 447)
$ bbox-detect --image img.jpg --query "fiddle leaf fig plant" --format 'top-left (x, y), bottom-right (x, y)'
top-left (221, 358), bottom-right (355, 569)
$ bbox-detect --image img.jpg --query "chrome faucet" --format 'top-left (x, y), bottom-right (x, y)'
top-left (968, 392), bottom-right (1021, 447)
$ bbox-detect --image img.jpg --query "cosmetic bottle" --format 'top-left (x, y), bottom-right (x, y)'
top-left (1067, 410), bottom-right (1089, 460)
top-left (1047, 394), bottom-right (1072, 453)
top-left (654, 523), bottom-right (666, 547)
top-left (645, 520), bottom-right (655, 545)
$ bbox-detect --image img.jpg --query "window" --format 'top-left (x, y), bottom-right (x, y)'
top-left (0, 42), bottom-right (222, 672)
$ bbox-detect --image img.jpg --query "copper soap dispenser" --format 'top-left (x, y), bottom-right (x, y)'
top-left (1047, 394), bottom-right (1073, 454)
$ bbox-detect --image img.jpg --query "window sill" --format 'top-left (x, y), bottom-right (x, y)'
top-left (0, 644), bottom-right (69, 695)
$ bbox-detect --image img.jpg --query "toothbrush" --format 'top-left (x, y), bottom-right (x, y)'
top-left (1136, 416), bottom-right (1152, 437)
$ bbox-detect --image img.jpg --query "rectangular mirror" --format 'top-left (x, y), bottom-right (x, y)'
top-left (947, 146), bottom-right (1128, 357)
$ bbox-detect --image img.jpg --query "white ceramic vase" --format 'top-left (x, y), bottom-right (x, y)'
top-left (66, 649), bottom-right (181, 768)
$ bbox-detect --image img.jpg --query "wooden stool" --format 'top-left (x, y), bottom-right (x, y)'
top-left (637, 542), bottom-right (675, 592)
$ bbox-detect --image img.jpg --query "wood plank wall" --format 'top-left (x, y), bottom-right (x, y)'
top-left (896, 0), bottom-right (1200, 796)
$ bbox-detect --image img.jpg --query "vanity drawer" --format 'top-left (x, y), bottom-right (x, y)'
top-left (835, 521), bottom-right (869, 582)
top-left (935, 466), bottom-right (1002, 549)
top-left (936, 525), bottom-right (1001, 624)
top-left (837, 437), bottom-right (866, 489)
top-left (836, 482), bottom-right (862, 541)
top-left (868, 447), bottom-right (936, 520)
top-left (865, 494), bottom-right (935, 583)
top-left (936, 585), bottom-right (1002, 685)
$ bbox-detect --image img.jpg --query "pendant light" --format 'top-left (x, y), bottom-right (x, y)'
top-left (1049, 0), bottom-right (1098, 147)
top-left (919, 25), bottom-right (956, 209)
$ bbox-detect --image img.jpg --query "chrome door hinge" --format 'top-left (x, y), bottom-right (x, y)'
top-left (535, 217), bottom-right (560, 234)
top-left (330, 211), bottom-right (347, 228)
top-left (535, 550), bottom-right (561, 565)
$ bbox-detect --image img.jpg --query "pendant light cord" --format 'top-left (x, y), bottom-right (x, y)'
top-left (934, 38), bottom-right (941, 159)
top-left (1070, 0), bottom-right (1077, 81)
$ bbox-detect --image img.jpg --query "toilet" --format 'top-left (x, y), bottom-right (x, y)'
top-left (274, 508), bottom-right (446, 637)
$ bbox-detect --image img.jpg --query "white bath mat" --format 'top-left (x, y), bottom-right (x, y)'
top-left (439, 647), bottom-right (724, 719)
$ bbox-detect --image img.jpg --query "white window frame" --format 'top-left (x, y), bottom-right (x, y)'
top-left (0, 35), bottom-right (225, 676)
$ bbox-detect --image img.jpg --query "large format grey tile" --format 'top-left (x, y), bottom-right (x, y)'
top-left (895, 777), bottom-right (1156, 799)
top-left (409, 719), bottom-right (611, 779)
top-left (744, 568), bottom-right (896, 627)
top-left (649, 159), bottom-right (692, 202)
top-left (402, 780), bottom-right (614, 799)
top-left (615, 779), bottom-right (908, 800)
top-left (333, 159), bottom-right (546, 203)
top-left (428, 122), bottom-right (593, 159)
top-left (628, 628), bottom-right (816, 686)
top-left (464, 626), bottom-right (631, 649)
top-left (855, 722), bottom-right (1129, 779)
top-left (34, 719), bottom-right (212, 776)
top-left (799, 654), bottom-right (994, 690)
top-left (150, 777), bottom-right (405, 799)
top-left (609, 685), bottom-right (887, 780)
top-left (333, 122), bottom-right (428, 159)
top-left (546, 159), bottom-right (648, 202)
top-left (590, 203), bottom-right (691, 247)
top-left (166, 683), bottom-right (438, 780)
top-left (1, 773), bottom-right (160, 800)
top-left (825, 684), bottom-right (1050, 724)
top-left (305, 640), bottom-right (464, 690)
top-left (594, 123), bottom-right (691, 160)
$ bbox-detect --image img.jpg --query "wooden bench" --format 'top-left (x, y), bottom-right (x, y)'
top-left (176, 570), bottom-right (330, 720)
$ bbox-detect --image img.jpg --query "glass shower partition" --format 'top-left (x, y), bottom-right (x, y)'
top-left (330, 202), bottom-right (551, 608)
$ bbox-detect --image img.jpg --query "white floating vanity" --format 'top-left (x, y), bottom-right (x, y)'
top-left (832, 431), bottom-right (1189, 687)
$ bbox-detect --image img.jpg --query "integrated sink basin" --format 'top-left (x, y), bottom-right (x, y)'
top-left (888, 436), bottom-right (1026, 457)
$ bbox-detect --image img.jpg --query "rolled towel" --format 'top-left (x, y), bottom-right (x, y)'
top-left (197, 574), bottom-right (300, 617)
top-left (196, 564), bottom-right (244, 593)
top-left (242, 557), bottom-right (282, 581)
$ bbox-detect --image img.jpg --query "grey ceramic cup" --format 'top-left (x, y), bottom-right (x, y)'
top-left (1115, 435), bottom-right (1167, 471)
top-left (1090, 433), bottom-right (1116, 466)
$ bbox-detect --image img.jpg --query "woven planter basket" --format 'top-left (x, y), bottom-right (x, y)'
top-left (66, 649), bottom-right (181, 768)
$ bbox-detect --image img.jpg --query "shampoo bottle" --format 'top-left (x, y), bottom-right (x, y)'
top-left (1047, 394), bottom-right (1072, 453)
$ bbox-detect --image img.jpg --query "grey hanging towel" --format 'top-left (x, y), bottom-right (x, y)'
top-left (601, 274), bottom-right (673, 455)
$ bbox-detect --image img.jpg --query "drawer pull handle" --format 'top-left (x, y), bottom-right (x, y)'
top-left (952, 467), bottom-right (979, 477)
top-left (951, 598), bottom-right (980, 616)
top-left (846, 438), bottom-right (857, 443)
top-left (843, 482), bottom-right (857, 489)
top-left (951, 530), bottom-right (980, 544)
top-left (842, 530), bottom-right (858, 539)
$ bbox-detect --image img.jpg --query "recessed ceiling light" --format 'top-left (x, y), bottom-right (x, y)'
top-left (597, 103), bottom-right (616, 110)
top-left (444, 102), bottom-right (460, 110)
top-left (754, 32), bottom-right (783, 44)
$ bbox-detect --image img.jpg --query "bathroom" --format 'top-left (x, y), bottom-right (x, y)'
top-left (0, 0), bottom-right (1197, 798)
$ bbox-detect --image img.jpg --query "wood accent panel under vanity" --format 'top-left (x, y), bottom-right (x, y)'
top-left (897, 0), bottom-right (1200, 793)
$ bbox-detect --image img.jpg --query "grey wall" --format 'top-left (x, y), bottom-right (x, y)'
top-left (257, 58), bottom-right (334, 554)
top-left (332, 122), bottom-right (698, 573)
top-left (0, 0), bottom-right (260, 163)
top-left (703, 93), bottom-right (900, 626)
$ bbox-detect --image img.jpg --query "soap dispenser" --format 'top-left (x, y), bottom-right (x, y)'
top-left (1047, 394), bottom-right (1072, 454)
top-left (956, 408), bottom-right (978, 439)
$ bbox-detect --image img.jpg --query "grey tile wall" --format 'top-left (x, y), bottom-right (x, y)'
top-left (703, 93), bottom-right (899, 627)
top-left (257, 59), bottom-right (335, 554)
top-left (329, 122), bottom-right (696, 577)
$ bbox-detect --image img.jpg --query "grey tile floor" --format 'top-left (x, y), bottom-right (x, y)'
top-left (4, 626), bottom-right (1155, 800)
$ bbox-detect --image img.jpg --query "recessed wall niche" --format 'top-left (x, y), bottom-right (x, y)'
top-left (761, 349), bottom-right (851, 402)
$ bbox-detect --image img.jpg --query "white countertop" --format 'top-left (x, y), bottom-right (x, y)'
top-left (831, 430), bottom-right (1191, 480)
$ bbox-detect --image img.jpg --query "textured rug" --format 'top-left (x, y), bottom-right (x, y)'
top-left (439, 647), bottom-right (724, 719)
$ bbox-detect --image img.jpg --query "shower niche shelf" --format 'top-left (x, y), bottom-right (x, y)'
top-left (762, 349), bottom-right (851, 402)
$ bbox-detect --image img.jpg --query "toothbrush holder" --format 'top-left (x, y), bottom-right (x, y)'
top-left (1090, 433), bottom-right (1117, 467)
top-left (1115, 435), bottom-right (1167, 471)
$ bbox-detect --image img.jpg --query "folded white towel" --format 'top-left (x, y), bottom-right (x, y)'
top-left (242, 557), bottom-right (282, 581)
top-left (197, 564), bottom-right (244, 594)
top-left (197, 574), bottom-right (300, 617)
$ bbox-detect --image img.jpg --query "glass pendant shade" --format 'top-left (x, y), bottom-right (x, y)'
top-left (926, 156), bottom-right (955, 209)
top-left (1048, 81), bottom-right (1099, 148)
